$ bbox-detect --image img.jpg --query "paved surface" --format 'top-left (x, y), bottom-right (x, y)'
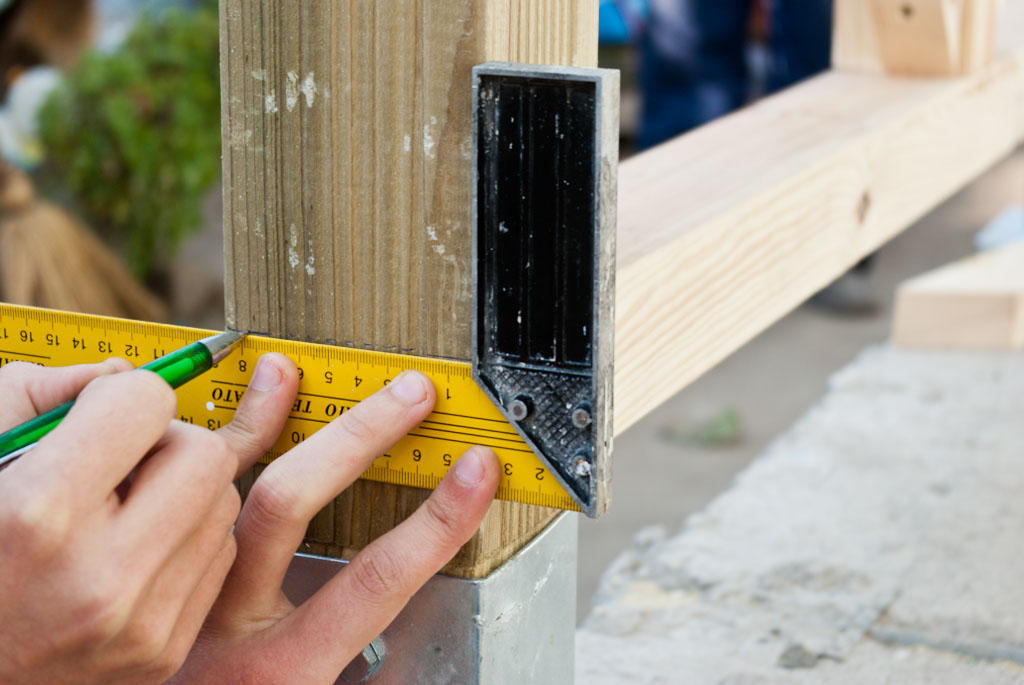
top-left (578, 148), bottom-right (1024, 620)
top-left (576, 345), bottom-right (1024, 683)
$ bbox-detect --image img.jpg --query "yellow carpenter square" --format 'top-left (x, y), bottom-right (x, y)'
top-left (0, 303), bottom-right (579, 512)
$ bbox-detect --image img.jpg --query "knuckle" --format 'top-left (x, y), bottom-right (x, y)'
top-left (69, 581), bottom-right (133, 649)
top-left (104, 357), bottom-right (134, 373)
top-left (81, 370), bottom-right (177, 421)
top-left (180, 424), bottom-right (236, 480)
top-left (129, 370), bottom-right (178, 420)
top-left (243, 472), bottom-right (303, 532)
top-left (154, 634), bottom-right (193, 681)
top-left (421, 492), bottom-right (465, 542)
top-left (349, 546), bottom-right (405, 601)
top-left (0, 360), bottom-right (36, 384)
top-left (338, 409), bottom-right (380, 446)
top-left (119, 618), bottom-right (172, 670)
top-left (1, 491), bottom-right (68, 558)
top-left (225, 408), bottom-right (261, 446)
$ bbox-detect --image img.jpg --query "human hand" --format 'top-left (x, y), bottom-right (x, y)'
top-left (0, 354), bottom-right (298, 685)
top-left (169, 367), bottom-right (500, 684)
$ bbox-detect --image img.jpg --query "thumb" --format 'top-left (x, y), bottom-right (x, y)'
top-left (0, 357), bottom-right (133, 431)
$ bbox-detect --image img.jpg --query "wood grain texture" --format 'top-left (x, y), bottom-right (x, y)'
top-left (220, 0), bottom-right (596, 578)
top-left (893, 241), bottom-right (1024, 349)
top-left (614, 14), bottom-right (1024, 433)
top-left (833, 0), bottom-right (1002, 75)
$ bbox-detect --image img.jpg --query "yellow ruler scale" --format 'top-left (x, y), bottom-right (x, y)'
top-left (0, 304), bottom-right (579, 512)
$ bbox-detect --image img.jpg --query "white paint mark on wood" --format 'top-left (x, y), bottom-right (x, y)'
top-left (301, 72), bottom-right (318, 108)
top-left (423, 125), bottom-right (436, 157)
top-left (288, 224), bottom-right (300, 269)
top-left (285, 72), bottom-right (299, 112)
top-left (265, 92), bottom-right (278, 113)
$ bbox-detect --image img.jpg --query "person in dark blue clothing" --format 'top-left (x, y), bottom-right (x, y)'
top-left (638, 0), bottom-right (833, 149)
top-left (634, 0), bottom-right (877, 313)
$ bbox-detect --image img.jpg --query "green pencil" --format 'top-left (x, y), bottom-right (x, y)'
top-left (0, 331), bottom-right (245, 467)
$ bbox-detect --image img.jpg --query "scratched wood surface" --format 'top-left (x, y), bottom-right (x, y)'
top-left (221, 0), bottom-right (597, 578)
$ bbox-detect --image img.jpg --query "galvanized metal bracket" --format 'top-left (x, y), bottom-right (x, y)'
top-left (472, 63), bottom-right (619, 518)
top-left (283, 513), bottom-right (578, 684)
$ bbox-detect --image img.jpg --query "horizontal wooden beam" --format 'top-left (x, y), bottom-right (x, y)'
top-left (613, 25), bottom-right (1024, 434)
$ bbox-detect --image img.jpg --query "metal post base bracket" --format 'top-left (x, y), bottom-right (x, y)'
top-left (472, 63), bottom-right (619, 518)
top-left (283, 513), bottom-right (578, 684)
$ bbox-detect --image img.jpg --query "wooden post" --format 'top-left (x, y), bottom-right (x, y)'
top-left (220, 1), bottom-right (598, 578)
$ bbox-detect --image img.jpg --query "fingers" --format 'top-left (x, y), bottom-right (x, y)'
top-left (21, 369), bottom-right (176, 503)
top-left (225, 370), bottom-right (435, 610)
top-left (275, 447), bottom-right (500, 681)
top-left (0, 358), bottom-right (133, 431)
top-left (156, 533), bottom-right (238, 675)
top-left (112, 422), bottom-right (237, 576)
top-left (215, 353), bottom-right (300, 478)
top-left (96, 486), bottom-right (240, 683)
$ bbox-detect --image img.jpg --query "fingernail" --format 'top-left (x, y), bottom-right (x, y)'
top-left (454, 448), bottom-right (486, 486)
top-left (389, 370), bottom-right (429, 406)
top-left (250, 356), bottom-right (283, 391)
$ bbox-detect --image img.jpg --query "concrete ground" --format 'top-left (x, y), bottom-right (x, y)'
top-left (578, 147), bottom-right (1024, 621)
top-left (576, 344), bottom-right (1024, 683)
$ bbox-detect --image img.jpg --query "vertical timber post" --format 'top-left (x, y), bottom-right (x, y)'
top-left (219, 0), bottom-right (597, 612)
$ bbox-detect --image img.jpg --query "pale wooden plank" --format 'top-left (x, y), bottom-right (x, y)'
top-left (614, 28), bottom-right (1024, 433)
top-left (893, 241), bottom-right (1024, 349)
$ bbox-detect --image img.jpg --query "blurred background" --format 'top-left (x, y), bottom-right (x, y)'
top-left (0, 0), bottom-right (221, 327)
top-left (1, 0), bottom-right (1020, 622)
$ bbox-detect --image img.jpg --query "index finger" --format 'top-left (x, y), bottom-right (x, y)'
top-left (18, 369), bottom-right (176, 504)
top-left (222, 370), bottom-right (435, 611)
top-left (266, 447), bottom-right (500, 682)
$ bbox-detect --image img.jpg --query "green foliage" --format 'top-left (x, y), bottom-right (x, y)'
top-left (38, 3), bottom-right (220, 276)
